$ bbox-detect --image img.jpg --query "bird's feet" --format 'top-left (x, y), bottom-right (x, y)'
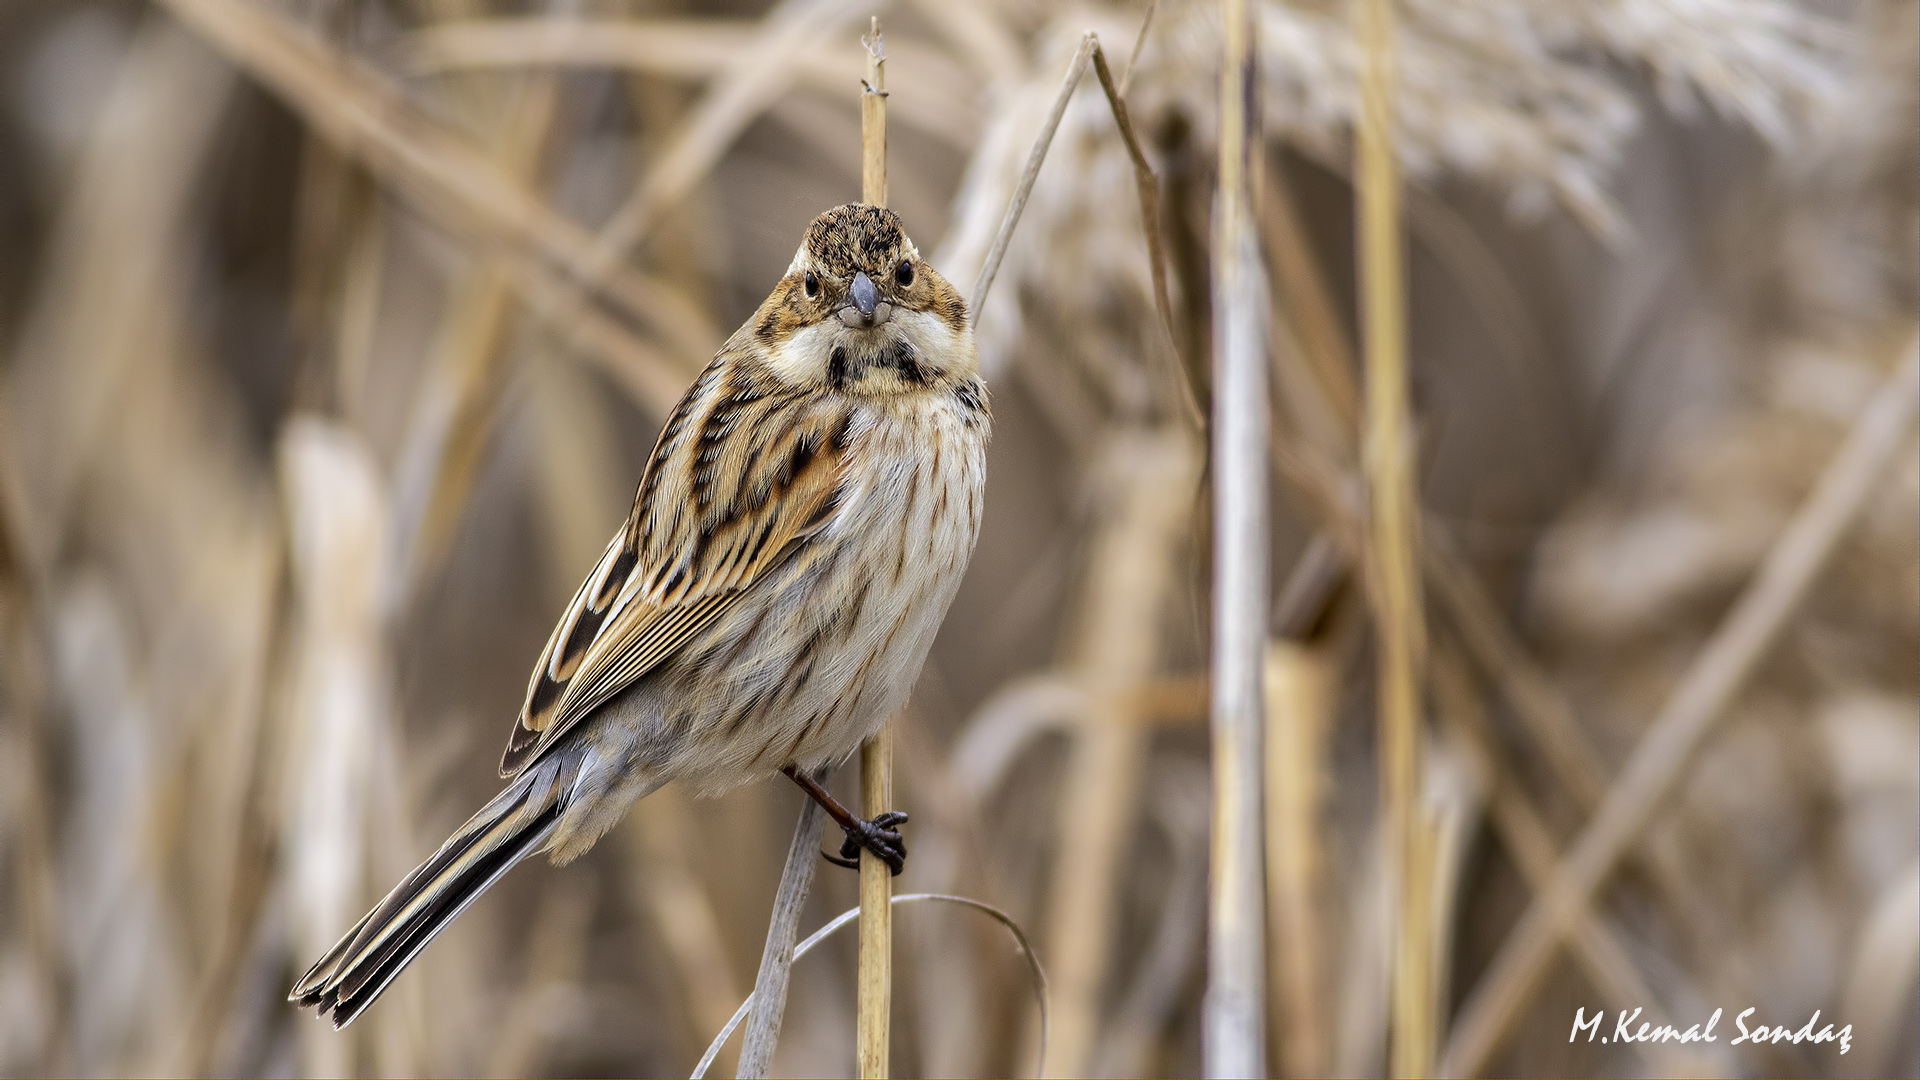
top-left (822, 811), bottom-right (909, 876)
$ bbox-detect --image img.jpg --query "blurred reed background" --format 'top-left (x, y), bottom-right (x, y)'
top-left (0, 0), bottom-right (1914, 1077)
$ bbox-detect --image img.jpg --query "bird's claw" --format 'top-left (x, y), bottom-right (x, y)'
top-left (822, 811), bottom-right (908, 876)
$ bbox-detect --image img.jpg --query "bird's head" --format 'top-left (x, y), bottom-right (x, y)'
top-left (743, 204), bottom-right (975, 394)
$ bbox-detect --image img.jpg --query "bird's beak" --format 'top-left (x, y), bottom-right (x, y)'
top-left (838, 271), bottom-right (893, 328)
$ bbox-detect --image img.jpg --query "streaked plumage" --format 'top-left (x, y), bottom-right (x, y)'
top-left (291, 204), bottom-right (988, 1028)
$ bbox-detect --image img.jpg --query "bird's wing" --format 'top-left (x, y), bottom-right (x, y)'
top-left (500, 362), bottom-right (855, 777)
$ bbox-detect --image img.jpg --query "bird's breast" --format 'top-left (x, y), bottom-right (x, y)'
top-left (635, 386), bottom-right (988, 794)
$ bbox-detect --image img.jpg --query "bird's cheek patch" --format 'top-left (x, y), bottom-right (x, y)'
top-left (768, 323), bottom-right (842, 387)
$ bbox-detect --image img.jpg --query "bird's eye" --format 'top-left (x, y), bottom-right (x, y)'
top-left (804, 271), bottom-right (819, 298)
top-left (895, 261), bottom-right (915, 287)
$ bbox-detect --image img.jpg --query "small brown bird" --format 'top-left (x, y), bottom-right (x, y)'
top-left (291, 204), bottom-right (988, 1028)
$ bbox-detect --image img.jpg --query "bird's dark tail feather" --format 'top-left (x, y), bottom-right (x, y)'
top-left (289, 771), bottom-right (564, 1028)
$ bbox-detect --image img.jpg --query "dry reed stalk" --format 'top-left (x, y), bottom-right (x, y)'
top-left (1259, 168), bottom-right (1359, 450)
top-left (1262, 417), bottom-right (1707, 1074)
top-left (0, 23), bottom-right (243, 1075)
top-left (155, 0), bottom-right (716, 368)
top-left (1426, 524), bottom-right (1735, 997)
top-left (699, 893), bottom-right (1051, 1080)
top-left (737, 788), bottom-right (828, 1079)
top-left (967, 26), bottom-right (1190, 428)
top-left (486, 878), bottom-right (596, 1079)
top-left (1035, 432), bottom-right (1199, 1078)
top-left (1355, 1), bottom-right (1433, 1072)
top-left (1089, 40), bottom-right (1204, 430)
top-left (622, 794), bottom-right (746, 1075)
top-left (276, 419), bottom-right (395, 1079)
top-left (1263, 149), bottom-right (1608, 837)
top-left (1094, 762), bottom-right (1212, 1078)
top-left (1441, 338), bottom-right (1920, 1078)
top-left (1262, 147), bottom-right (1614, 836)
top-left (406, 19), bottom-right (980, 151)
top-left (1425, 644), bottom-right (1713, 1075)
top-left (1206, 0), bottom-right (1269, 1075)
top-left (1263, 148), bottom-right (1720, 1015)
top-left (388, 71), bottom-right (558, 605)
top-left (1837, 861), bottom-right (1920, 1080)
top-left (856, 24), bottom-right (894, 1080)
top-left (523, 292), bottom-right (747, 1072)
top-left (0, 537), bottom-right (68, 1077)
top-left (970, 34), bottom-right (1097, 323)
top-left (1262, 641), bottom-right (1332, 1079)
top-left (857, 725), bottom-right (893, 1077)
top-left (586, 0), bottom-right (870, 281)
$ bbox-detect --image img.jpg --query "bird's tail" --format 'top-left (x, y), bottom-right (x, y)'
top-left (289, 765), bottom-right (567, 1028)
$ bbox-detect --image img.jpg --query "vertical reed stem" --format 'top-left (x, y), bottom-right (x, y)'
top-left (856, 20), bottom-right (892, 1080)
top-left (1355, 0), bottom-right (1433, 1075)
top-left (1263, 641), bottom-right (1332, 1079)
top-left (1206, 0), bottom-right (1269, 1075)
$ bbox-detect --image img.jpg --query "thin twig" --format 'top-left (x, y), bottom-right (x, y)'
top-left (1441, 339), bottom-right (1920, 1078)
top-left (694, 894), bottom-right (1051, 1080)
top-left (1089, 41), bottom-right (1204, 429)
top-left (736, 789), bottom-right (826, 1079)
top-left (1116, 0), bottom-right (1157, 97)
top-left (969, 33), bottom-right (1095, 322)
top-left (966, 30), bottom-right (1195, 427)
top-left (1205, 0), bottom-right (1269, 1074)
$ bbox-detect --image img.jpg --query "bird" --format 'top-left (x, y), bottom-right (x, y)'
top-left (290, 204), bottom-right (989, 1029)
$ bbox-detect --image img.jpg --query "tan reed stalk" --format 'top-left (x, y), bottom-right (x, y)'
top-left (1036, 432), bottom-right (1200, 1078)
top-left (1260, 404), bottom-right (1713, 1075)
top-left (1441, 338), bottom-right (1920, 1078)
top-left (1262, 151), bottom-right (1717, 1019)
top-left (154, 0), bottom-right (717, 370)
top-left (1837, 864), bottom-right (1920, 1079)
top-left (404, 19), bottom-right (978, 151)
top-left (857, 22), bottom-right (893, 1080)
top-left (586, 0), bottom-right (858, 281)
top-left (1426, 645), bottom-right (1683, 1072)
top-left (1259, 168), bottom-right (1358, 446)
top-left (1262, 641), bottom-right (1333, 1079)
top-left (389, 69), bottom-right (558, 606)
top-left (1206, 0), bottom-right (1269, 1075)
top-left (623, 795), bottom-right (745, 1075)
top-left (1355, 0), bottom-right (1433, 1073)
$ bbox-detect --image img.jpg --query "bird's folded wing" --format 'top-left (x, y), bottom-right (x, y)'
top-left (500, 382), bottom-right (853, 777)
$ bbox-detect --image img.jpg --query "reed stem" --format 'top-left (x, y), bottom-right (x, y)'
top-left (856, 21), bottom-right (893, 1080)
top-left (1205, 0), bottom-right (1269, 1075)
top-left (1355, 0), bottom-right (1433, 1075)
top-left (1441, 339), bottom-right (1920, 1078)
